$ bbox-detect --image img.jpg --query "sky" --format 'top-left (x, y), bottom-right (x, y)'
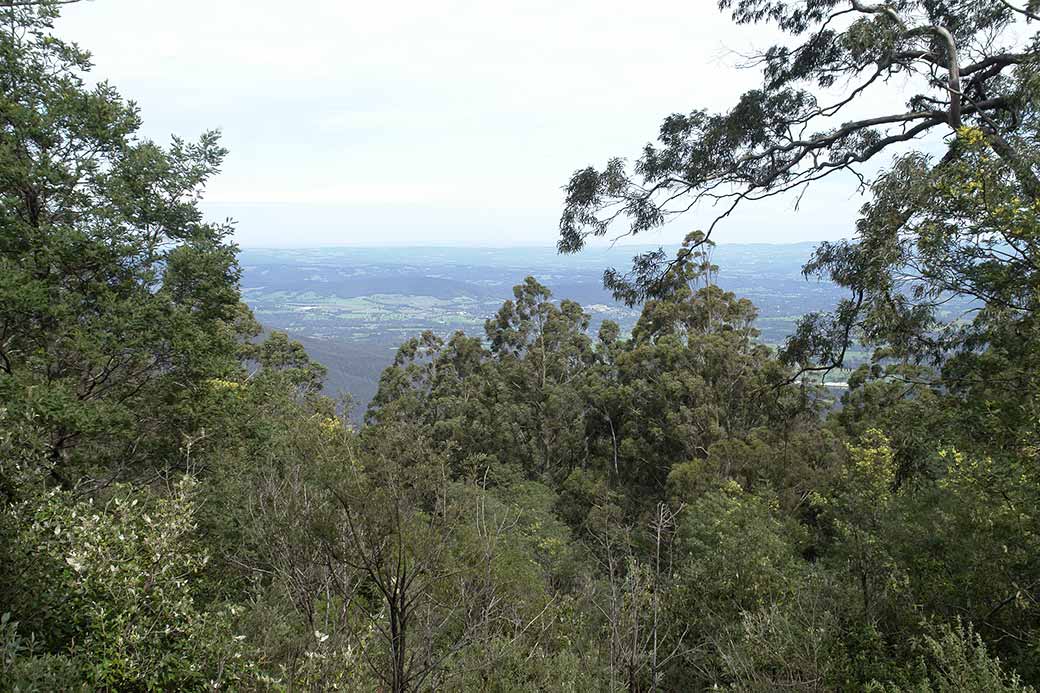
top-left (58, 0), bottom-right (883, 248)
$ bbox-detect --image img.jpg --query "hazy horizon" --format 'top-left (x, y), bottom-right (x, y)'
top-left (56, 0), bottom-right (893, 249)
top-left (235, 239), bottom-right (830, 250)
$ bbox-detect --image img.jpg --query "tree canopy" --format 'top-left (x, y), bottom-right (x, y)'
top-left (3, 1), bottom-right (1040, 691)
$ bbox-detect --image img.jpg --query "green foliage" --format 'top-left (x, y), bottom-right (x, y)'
top-left (4, 1), bottom-right (1040, 690)
top-left (891, 448), bottom-right (1040, 680)
top-left (712, 573), bottom-right (851, 692)
top-left (559, 0), bottom-right (1039, 311)
top-left (2, 481), bottom-right (253, 691)
top-left (367, 251), bottom-right (821, 519)
top-left (811, 431), bottom-right (902, 617)
top-left (909, 621), bottom-right (1036, 693)
top-left (0, 3), bottom-right (249, 490)
top-left (867, 621), bottom-right (1036, 693)
top-left (667, 484), bottom-right (809, 687)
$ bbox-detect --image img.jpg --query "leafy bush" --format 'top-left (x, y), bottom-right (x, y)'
top-left (3, 480), bottom-right (255, 691)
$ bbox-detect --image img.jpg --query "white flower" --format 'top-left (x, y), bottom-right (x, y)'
top-left (314, 630), bottom-right (329, 643)
top-left (66, 555), bottom-right (85, 573)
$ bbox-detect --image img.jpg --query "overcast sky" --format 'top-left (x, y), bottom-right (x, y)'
top-left (59, 0), bottom-right (875, 248)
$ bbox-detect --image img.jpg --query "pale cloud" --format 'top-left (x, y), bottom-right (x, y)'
top-left (58, 0), bottom-right (882, 247)
top-left (207, 181), bottom-right (493, 207)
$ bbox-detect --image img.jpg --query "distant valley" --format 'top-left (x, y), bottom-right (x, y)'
top-left (239, 243), bottom-right (851, 414)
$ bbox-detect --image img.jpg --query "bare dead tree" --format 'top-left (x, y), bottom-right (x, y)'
top-left (320, 460), bottom-right (556, 692)
top-left (586, 501), bottom-right (689, 692)
top-left (649, 501), bottom-right (686, 692)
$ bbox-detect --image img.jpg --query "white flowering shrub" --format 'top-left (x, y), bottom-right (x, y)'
top-left (4, 479), bottom-right (256, 691)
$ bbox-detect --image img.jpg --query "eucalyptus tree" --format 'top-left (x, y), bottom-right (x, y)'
top-left (484, 277), bottom-right (599, 481)
top-left (559, 0), bottom-right (1039, 369)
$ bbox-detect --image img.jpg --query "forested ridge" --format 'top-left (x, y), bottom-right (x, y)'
top-left (2, 1), bottom-right (1040, 691)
